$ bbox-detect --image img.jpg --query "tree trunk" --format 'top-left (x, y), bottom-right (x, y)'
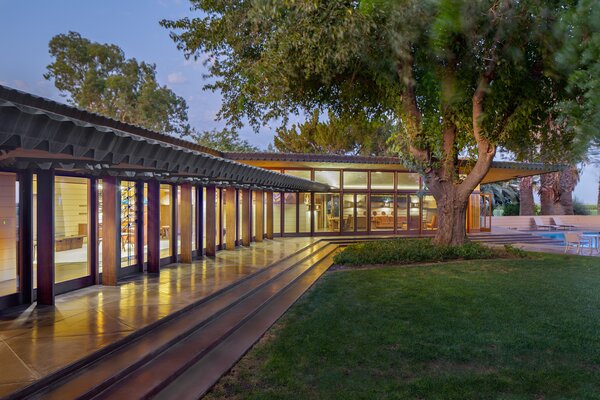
top-left (430, 184), bottom-right (469, 246)
top-left (597, 175), bottom-right (600, 216)
top-left (539, 173), bottom-right (559, 215)
top-left (558, 166), bottom-right (578, 215)
top-left (519, 176), bottom-right (535, 216)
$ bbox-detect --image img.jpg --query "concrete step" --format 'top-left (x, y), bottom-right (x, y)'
top-left (154, 250), bottom-right (339, 400)
top-left (94, 243), bottom-right (339, 399)
top-left (9, 240), bottom-right (334, 400)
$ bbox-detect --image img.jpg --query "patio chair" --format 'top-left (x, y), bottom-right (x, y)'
top-left (532, 216), bottom-right (558, 231)
top-left (552, 217), bottom-right (577, 230)
top-left (563, 232), bottom-right (592, 254)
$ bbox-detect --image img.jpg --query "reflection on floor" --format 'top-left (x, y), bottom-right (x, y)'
top-left (0, 237), bottom-right (317, 396)
top-left (0, 240), bottom-right (174, 298)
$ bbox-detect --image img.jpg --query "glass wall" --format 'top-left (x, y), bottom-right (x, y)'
top-left (202, 187), bottom-right (207, 250)
top-left (191, 187), bottom-right (197, 250)
top-left (314, 193), bottom-right (340, 233)
top-left (0, 172), bottom-right (19, 296)
top-left (222, 188), bottom-right (229, 243)
top-left (299, 193), bottom-right (311, 233)
top-left (143, 184), bottom-right (148, 263)
top-left (283, 193), bottom-right (297, 234)
top-left (371, 172), bottom-right (394, 190)
top-left (396, 194), bottom-right (409, 231)
top-left (370, 193), bottom-right (394, 231)
top-left (273, 192), bottom-right (281, 234)
top-left (238, 190), bottom-right (244, 243)
top-left (422, 195), bottom-right (438, 230)
top-left (176, 187), bottom-right (181, 256)
top-left (159, 184), bottom-right (172, 259)
top-left (343, 171), bottom-right (367, 190)
top-left (55, 176), bottom-right (89, 283)
top-left (120, 181), bottom-right (137, 268)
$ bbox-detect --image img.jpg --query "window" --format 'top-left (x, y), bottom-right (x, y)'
top-left (120, 181), bottom-right (137, 268)
top-left (284, 193), bottom-right (297, 234)
top-left (397, 173), bottom-right (420, 190)
top-left (299, 193), bottom-right (311, 233)
top-left (371, 172), bottom-right (394, 190)
top-left (314, 170), bottom-right (340, 189)
top-left (343, 171), bottom-right (367, 190)
top-left (55, 176), bottom-right (90, 283)
top-left (314, 193), bottom-right (340, 233)
top-left (284, 170), bottom-right (311, 180)
top-left (273, 192), bottom-right (281, 234)
top-left (160, 184), bottom-right (172, 259)
top-left (342, 194), bottom-right (355, 232)
top-left (422, 195), bottom-right (438, 230)
top-left (0, 172), bottom-right (19, 296)
top-left (370, 194), bottom-right (394, 231)
top-left (396, 194), bottom-right (408, 231)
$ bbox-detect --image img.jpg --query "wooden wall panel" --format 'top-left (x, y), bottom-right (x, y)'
top-left (241, 189), bottom-right (251, 247)
top-left (266, 191), bottom-right (273, 240)
top-left (180, 184), bottom-right (193, 263)
top-left (225, 189), bottom-right (236, 250)
top-left (255, 190), bottom-right (264, 242)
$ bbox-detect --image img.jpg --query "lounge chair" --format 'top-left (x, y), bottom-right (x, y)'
top-left (564, 232), bottom-right (592, 254)
top-left (532, 216), bottom-right (558, 231)
top-left (552, 217), bottom-right (577, 230)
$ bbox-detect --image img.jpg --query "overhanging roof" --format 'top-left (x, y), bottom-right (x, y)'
top-left (0, 85), bottom-right (328, 192)
top-left (226, 152), bottom-right (562, 183)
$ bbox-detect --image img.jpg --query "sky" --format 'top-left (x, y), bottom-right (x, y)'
top-left (0, 0), bottom-right (598, 203)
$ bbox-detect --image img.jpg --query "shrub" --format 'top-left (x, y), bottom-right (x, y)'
top-left (573, 198), bottom-right (591, 215)
top-left (333, 238), bottom-right (495, 266)
top-left (501, 203), bottom-right (520, 216)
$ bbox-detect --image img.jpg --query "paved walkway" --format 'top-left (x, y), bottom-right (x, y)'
top-left (0, 237), bottom-right (317, 397)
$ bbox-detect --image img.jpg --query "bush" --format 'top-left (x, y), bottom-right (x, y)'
top-left (502, 203), bottom-right (520, 216)
top-left (333, 238), bottom-right (495, 266)
top-left (573, 198), bottom-right (592, 215)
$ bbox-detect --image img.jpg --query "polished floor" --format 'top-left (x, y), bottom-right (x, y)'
top-left (0, 237), bottom-right (317, 397)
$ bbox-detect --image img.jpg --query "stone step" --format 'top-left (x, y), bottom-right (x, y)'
top-left (9, 240), bottom-right (333, 400)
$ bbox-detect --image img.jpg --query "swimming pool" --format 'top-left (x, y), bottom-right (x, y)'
top-left (537, 232), bottom-right (600, 246)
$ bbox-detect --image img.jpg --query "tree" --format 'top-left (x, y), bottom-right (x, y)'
top-left (196, 128), bottom-right (259, 152)
top-left (162, 1), bottom-right (596, 245)
top-left (274, 110), bottom-right (393, 156)
top-left (539, 167), bottom-right (579, 215)
top-left (481, 181), bottom-right (519, 210)
top-left (519, 176), bottom-right (535, 216)
top-left (45, 31), bottom-right (191, 136)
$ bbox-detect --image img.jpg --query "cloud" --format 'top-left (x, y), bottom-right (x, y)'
top-left (167, 71), bottom-right (188, 85)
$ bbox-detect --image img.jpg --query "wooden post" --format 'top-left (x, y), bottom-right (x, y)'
top-left (225, 189), bottom-right (236, 250)
top-left (135, 181), bottom-right (145, 272)
top-left (180, 183), bottom-right (193, 263)
top-left (101, 176), bottom-right (120, 286)
top-left (255, 190), bottom-right (264, 242)
top-left (19, 171), bottom-right (34, 304)
top-left (147, 180), bottom-right (160, 273)
top-left (36, 169), bottom-right (55, 305)
top-left (89, 177), bottom-right (99, 284)
top-left (205, 185), bottom-right (217, 256)
top-left (266, 191), bottom-right (274, 240)
top-left (195, 186), bottom-right (203, 256)
top-left (241, 189), bottom-right (251, 246)
top-left (171, 185), bottom-right (178, 263)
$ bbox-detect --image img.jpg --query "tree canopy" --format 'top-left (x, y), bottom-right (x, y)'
top-left (162, 0), bottom-right (600, 244)
top-left (196, 128), bottom-right (259, 152)
top-left (45, 31), bottom-right (191, 136)
top-left (273, 110), bottom-right (393, 155)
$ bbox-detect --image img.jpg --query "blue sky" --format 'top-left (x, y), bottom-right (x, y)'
top-left (0, 0), bottom-right (598, 203)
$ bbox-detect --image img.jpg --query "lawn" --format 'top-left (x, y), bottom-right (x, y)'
top-left (206, 252), bottom-right (600, 400)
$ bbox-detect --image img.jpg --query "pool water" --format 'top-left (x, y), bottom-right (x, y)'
top-left (537, 232), bottom-right (600, 247)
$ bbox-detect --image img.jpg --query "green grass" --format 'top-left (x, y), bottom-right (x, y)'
top-left (206, 253), bottom-right (600, 400)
